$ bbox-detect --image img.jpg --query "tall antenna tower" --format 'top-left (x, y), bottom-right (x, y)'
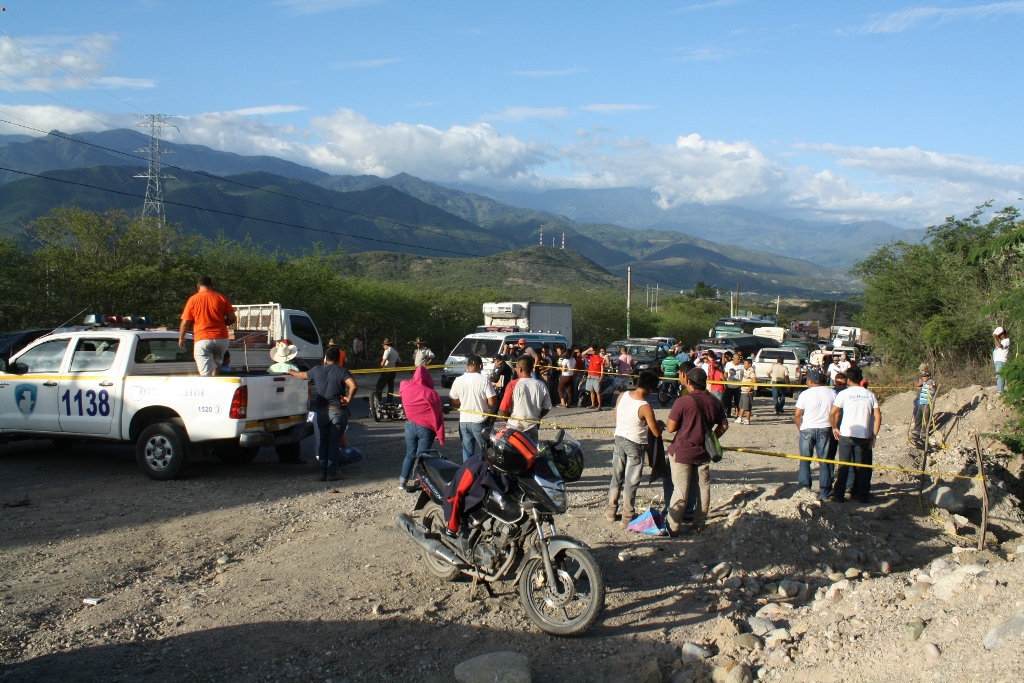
top-left (134, 114), bottom-right (177, 222)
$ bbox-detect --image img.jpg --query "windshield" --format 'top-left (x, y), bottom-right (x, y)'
top-left (450, 337), bottom-right (503, 358)
top-left (713, 326), bottom-right (744, 338)
top-left (759, 350), bottom-right (797, 362)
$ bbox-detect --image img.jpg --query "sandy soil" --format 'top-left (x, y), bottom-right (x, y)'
top-left (1, 379), bottom-right (1021, 683)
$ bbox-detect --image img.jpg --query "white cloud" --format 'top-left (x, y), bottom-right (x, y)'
top-left (508, 68), bottom-right (585, 77)
top-left (484, 107), bottom-right (569, 122)
top-left (272, 0), bottom-right (381, 15)
top-left (0, 34), bottom-right (153, 92)
top-left (331, 58), bottom-right (400, 70)
top-left (856, 1), bottom-right (1024, 34)
top-left (0, 103), bottom-right (132, 136)
top-left (580, 103), bottom-right (654, 113)
top-left (678, 0), bottom-right (745, 12)
top-left (670, 45), bottom-right (738, 61)
top-left (231, 105), bottom-right (308, 116)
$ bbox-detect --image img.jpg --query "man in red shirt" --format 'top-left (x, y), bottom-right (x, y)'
top-left (584, 346), bottom-right (606, 410)
top-left (178, 276), bottom-right (236, 376)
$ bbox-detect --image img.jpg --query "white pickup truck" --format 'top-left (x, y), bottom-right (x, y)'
top-left (752, 347), bottom-right (804, 397)
top-left (0, 328), bottom-right (311, 480)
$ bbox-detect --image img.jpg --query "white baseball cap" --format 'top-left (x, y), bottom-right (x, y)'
top-left (994, 326), bottom-right (1005, 335)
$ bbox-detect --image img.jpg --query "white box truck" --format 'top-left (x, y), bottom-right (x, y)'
top-left (476, 302), bottom-right (573, 346)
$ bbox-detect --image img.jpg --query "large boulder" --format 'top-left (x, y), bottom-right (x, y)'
top-left (455, 651), bottom-right (532, 683)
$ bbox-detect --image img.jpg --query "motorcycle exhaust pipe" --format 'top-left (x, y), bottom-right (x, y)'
top-left (394, 514), bottom-right (462, 566)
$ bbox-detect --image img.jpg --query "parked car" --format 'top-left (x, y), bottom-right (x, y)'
top-left (607, 338), bottom-right (671, 383)
top-left (0, 329), bottom-right (52, 364)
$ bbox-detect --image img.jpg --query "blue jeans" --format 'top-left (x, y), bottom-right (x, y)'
top-left (316, 407), bottom-right (349, 475)
top-left (772, 384), bottom-right (786, 413)
top-left (834, 436), bottom-right (873, 502)
top-left (459, 422), bottom-right (489, 462)
top-left (401, 421), bottom-right (435, 481)
top-left (798, 428), bottom-right (837, 499)
top-left (995, 360), bottom-right (1006, 393)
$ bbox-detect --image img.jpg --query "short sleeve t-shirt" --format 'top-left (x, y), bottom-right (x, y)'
top-left (449, 372), bottom-right (496, 424)
top-left (725, 361), bottom-right (745, 382)
top-left (586, 353), bottom-right (604, 377)
top-left (833, 386), bottom-right (879, 439)
top-left (616, 354), bottom-right (634, 375)
top-left (306, 364), bottom-right (353, 410)
top-left (796, 385), bottom-right (837, 430)
top-left (382, 347), bottom-right (399, 367)
top-left (994, 338), bottom-right (1010, 363)
top-left (508, 378), bottom-right (552, 432)
top-left (181, 289), bottom-right (233, 341)
top-left (560, 356), bottom-right (576, 377)
top-left (661, 356), bottom-right (681, 378)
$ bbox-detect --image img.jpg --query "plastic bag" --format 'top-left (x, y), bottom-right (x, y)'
top-left (626, 508), bottom-right (668, 536)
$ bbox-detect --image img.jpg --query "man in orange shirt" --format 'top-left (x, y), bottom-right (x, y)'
top-left (178, 276), bottom-right (236, 376)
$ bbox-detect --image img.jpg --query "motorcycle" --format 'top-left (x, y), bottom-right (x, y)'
top-left (369, 392), bottom-right (406, 422)
top-left (395, 429), bottom-right (604, 637)
top-left (657, 377), bottom-right (681, 406)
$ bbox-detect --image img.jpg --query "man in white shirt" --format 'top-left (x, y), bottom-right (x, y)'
top-left (794, 368), bottom-right (837, 500)
top-left (412, 337), bottom-right (436, 368)
top-left (448, 354), bottom-right (497, 461)
top-left (499, 356), bottom-right (552, 442)
top-left (993, 326), bottom-right (1010, 395)
top-left (723, 352), bottom-right (745, 418)
top-left (375, 338), bottom-right (400, 405)
top-left (828, 366), bottom-right (881, 504)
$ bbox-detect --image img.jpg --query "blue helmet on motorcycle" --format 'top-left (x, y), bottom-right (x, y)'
top-left (485, 426), bottom-right (537, 476)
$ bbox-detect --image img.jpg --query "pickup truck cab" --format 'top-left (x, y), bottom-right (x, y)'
top-left (0, 328), bottom-right (311, 480)
top-left (752, 348), bottom-right (804, 397)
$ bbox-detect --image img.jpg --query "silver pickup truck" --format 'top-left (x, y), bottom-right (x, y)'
top-left (0, 328), bottom-right (311, 479)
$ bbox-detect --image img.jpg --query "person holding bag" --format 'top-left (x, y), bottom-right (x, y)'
top-left (663, 368), bottom-right (728, 535)
top-left (397, 365), bottom-right (446, 489)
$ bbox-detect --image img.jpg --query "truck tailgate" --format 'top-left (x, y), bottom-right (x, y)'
top-left (245, 375), bottom-right (308, 420)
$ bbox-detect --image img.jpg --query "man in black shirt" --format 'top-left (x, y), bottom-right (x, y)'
top-left (289, 347), bottom-right (357, 481)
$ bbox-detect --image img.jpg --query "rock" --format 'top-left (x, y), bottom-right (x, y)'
top-left (844, 567), bottom-right (861, 579)
top-left (777, 580), bottom-right (801, 598)
top-left (932, 564), bottom-right (989, 601)
top-left (927, 485), bottom-right (966, 514)
top-left (903, 618), bottom-right (925, 641)
top-left (714, 616), bottom-right (741, 640)
top-left (711, 562), bottom-right (733, 580)
top-left (880, 561), bottom-right (892, 575)
top-left (732, 633), bottom-right (763, 651)
top-left (982, 608), bottom-right (1024, 650)
top-left (765, 628), bottom-right (792, 649)
top-left (454, 651), bottom-right (531, 683)
top-left (724, 663), bottom-right (753, 683)
top-left (825, 579), bottom-right (851, 601)
top-left (952, 514), bottom-right (969, 529)
top-left (619, 551), bottom-right (632, 562)
top-left (669, 670), bottom-right (695, 683)
top-left (746, 616), bottom-right (775, 637)
top-left (724, 575), bottom-right (743, 589)
top-left (216, 554), bottom-right (230, 565)
top-left (639, 659), bottom-right (663, 683)
top-left (923, 642), bottom-right (941, 661)
top-left (904, 582), bottom-right (931, 601)
top-left (756, 602), bottom-right (787, 618)
top-left (828, 572), bottom-right (845, 582)
top-left (742, 576), bottom-right (760, 591)
top-left (679, 642), bottom-right (712, 664)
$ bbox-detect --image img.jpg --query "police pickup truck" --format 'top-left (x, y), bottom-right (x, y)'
top-left (0, 327), bottom-right (311, 480)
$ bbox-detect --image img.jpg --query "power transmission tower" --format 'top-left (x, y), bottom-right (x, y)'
top-left (134, 114), bottom-right (177, 223)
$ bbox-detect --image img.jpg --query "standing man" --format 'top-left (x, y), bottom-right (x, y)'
top-left (993, 326), bottom-right (1010, 395)
top-left (289, 347), bottom-right (357, 482)
top-left (912, 369), bottom-right (937, 444)
top-left (723, 352), bottom-right (745, 418)
top-left (614, 345), bottom-right (634, 395)
top-left (664, 368), bottom-right (728, 534)
top-left (178, 276), bottom-right (235, 376)
top-left (659, 351), bottom-right (682, 400)
top-left (606, 370), bottom-right (662, 526)
top-left (490, 353), bottom-right (514, 405)
top-left (412, 337), bottom-right (436, 368)
top-left (517, 338), bottom-right (539, 378)
top-left (557, 347), bottom-right (576, 407)
top-left (449, 354), bottom-right (497, 462)
top-left (794, 368), bottom-right (837, 500)
top-left (375, 338), bottom-right (400, 405)
top-left (498, 356), bottom-right (551, 442)
top-left (829, 366), bottom-right (881, 504)
top-left (769, 357), bottom-right (790, 415)
top-left (584, 345), bottom-right (606, 410)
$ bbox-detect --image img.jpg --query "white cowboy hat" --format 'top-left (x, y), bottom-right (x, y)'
top-left (270, 342), bottom-right (298, 363)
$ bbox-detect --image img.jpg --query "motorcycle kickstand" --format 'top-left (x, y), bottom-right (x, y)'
top-left (466, 574), bottom-right (494, 601)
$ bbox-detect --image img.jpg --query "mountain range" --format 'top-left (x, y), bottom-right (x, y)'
top-left (0, 129), bottom-right (919, 297)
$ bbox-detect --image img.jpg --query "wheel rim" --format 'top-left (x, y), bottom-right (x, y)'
top-left (144, 435), bottom-right (174, 472)
top-left (523, 550), bottom-right (595, 628)
top-left (421, 506), bottom-right (457, 574)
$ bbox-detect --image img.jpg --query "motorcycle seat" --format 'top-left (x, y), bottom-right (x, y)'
top-left (422, 456), bottom-right (461, 489)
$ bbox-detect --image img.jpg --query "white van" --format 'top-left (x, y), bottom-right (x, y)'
top-left (441, 331), bottom-right (569, 388)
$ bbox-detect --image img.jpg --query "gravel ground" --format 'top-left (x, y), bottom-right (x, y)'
top-left (1, 382), bottom-right (1021, 683)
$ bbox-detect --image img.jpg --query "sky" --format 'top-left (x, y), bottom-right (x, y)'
top-left (0, 0), bottom-right (1022, 228)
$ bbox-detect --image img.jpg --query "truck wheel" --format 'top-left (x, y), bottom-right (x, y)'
top-left (275, 442), bottom-right (302, 463)
top-left (136, 422), bottom-right (189, 480)
top-left (211, 442), bottom-right (261, 465)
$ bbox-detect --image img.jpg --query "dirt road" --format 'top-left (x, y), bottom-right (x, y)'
top-left (1, 387), bottom-right (1021, 682)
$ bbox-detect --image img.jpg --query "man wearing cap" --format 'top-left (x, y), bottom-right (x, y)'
top-left (490, 353), bottom-right (515, 405)
top-left (664, 368), bottom-right (728, 534)
top-left (412, 337), bottom-right (435, 368)
top-left (268, 341), bottom-right (300, 373)
top-left (178, 276), bottom-right (235, 376)
top-left (375, 338), bottom-right (401, 405)
top-left (289, 346), bottom-right (357, 482)
top-left (794, 368), bottom-right (838, 500)
top-left (449, 354), bottom-right (498, 461)
top-left (993, 326), bottom-right (1010, 395)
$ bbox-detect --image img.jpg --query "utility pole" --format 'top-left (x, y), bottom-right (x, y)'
top-left (626, 267), bottom-right (632, 337)
top-left (776, 295), bottom-right (781, 316)
top-left (135, 114), bottom-right (177, 223)
top-left (735, 282), bottom-right (741, 317)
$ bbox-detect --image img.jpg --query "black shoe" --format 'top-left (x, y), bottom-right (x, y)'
top-left (828, 495), bottom-right (844, 503)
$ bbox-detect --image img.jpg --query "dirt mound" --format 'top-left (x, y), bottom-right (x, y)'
top-left (882, 385), bottom-right (1017, 453)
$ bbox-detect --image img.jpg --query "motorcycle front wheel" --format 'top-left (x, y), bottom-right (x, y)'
top-left (519, 545), bottom-right (604, 636)
top-left (369, 393), bottom-right (383, 422)
top-left (657, 383), bottom-right (671, 406)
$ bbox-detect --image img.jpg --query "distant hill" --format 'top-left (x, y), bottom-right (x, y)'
top-left (0, 129), bottom-right (329, 185)
top-left (448, 184), bottom-right (927, 269)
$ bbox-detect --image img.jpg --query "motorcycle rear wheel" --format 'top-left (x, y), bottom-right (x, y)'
top-left (418, 502), bottom-right (461, 581)
top-left (657, 384), bottom-right (671, 406)
top-left (519, 546), bottom-right (604, 636)
top-left (370, 393), bottom-right (383, 422)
